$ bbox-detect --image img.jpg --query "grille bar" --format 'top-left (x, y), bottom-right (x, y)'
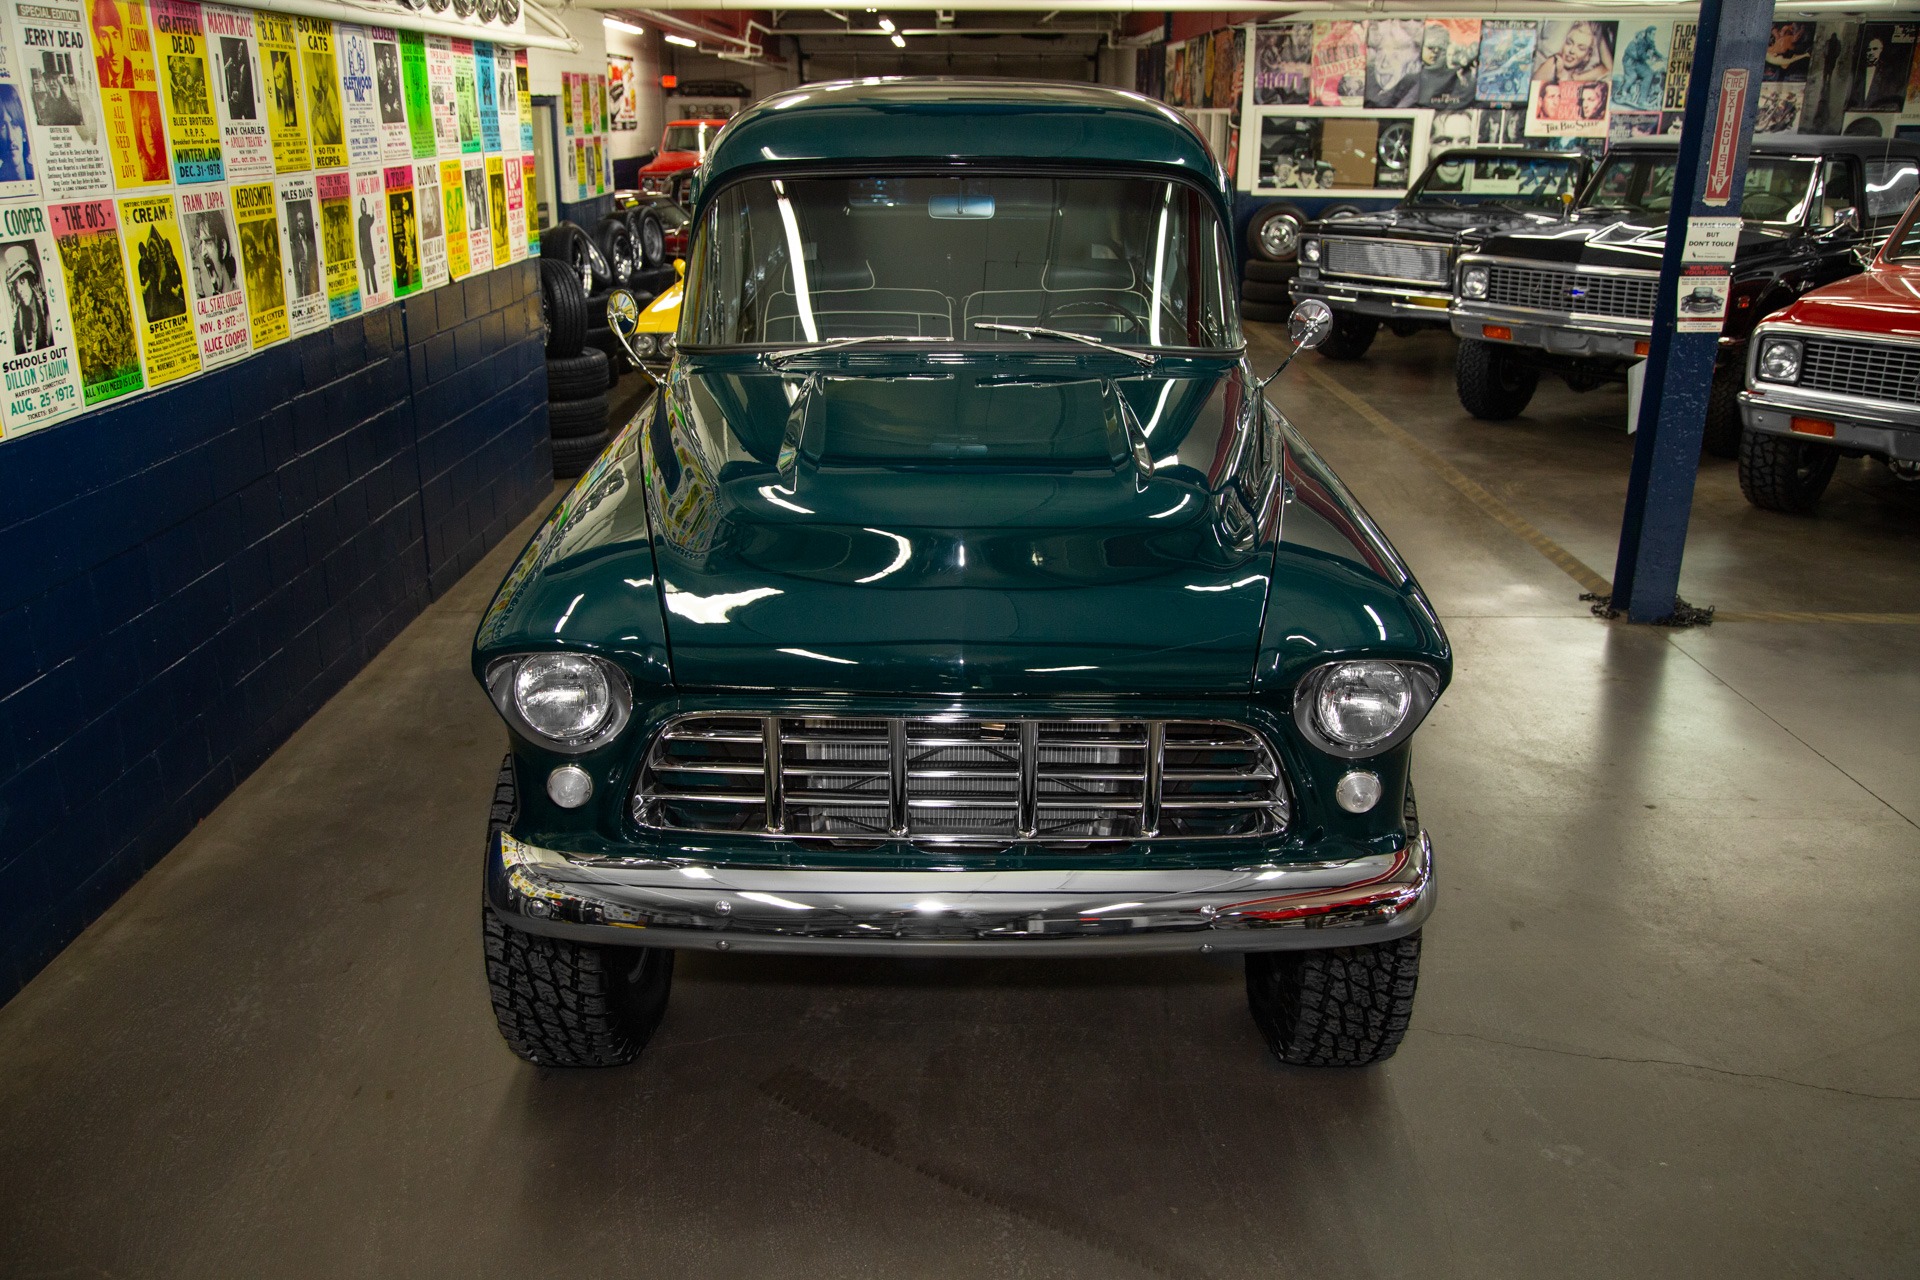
top-left (1483, 263), bottom-right (1657, 321)
top-left (1325, 238), bottom-right (1449, 285)
top-left (636, 714), bottom-right (1291, 845)
top-left (1798, 336), bottom-right (1920, 405)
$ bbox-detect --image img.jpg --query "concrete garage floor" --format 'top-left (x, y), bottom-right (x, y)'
top-left (2, 327), bottom-right (1917, 1279)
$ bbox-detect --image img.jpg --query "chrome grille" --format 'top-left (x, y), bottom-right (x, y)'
top-left (1484, 263), bottom-right (1658, 320)
top-left (1798, 336), bottom-right (1920, 405)
top-left (635, 713), bottom-right (1289, 844)
top-left (1325, 238), bottom-right (1448, 285)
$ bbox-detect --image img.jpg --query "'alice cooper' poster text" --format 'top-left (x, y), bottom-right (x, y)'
top-left (119, 188), bottom-right (198, 386)
top-left (152, 0), bottom-right (222, 183)
top-left (203, 5), bottom-right (269, 179)
top-left (87, 0), bottom-right (166, 189)
top-left (176, 182), bottom-right (249, 366)
top-left (273, 169), bottom-right (324, 335)
top-left (49, 196), bottom-right (142, 404)
top-left (7, 0), bottom-right (113, 199)
top-left (231, 177), bottom-right (284, 346)
top-left (0, 201), bottom-right (84, 435)
top-left (314, 166), bottom-right (358, 319)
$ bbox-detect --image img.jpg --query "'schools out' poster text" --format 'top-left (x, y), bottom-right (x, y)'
top-left (0, 200), bottom-right (84, 435)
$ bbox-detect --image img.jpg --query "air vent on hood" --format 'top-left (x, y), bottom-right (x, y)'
top-left (634, 713), bottom-right (1290, 845)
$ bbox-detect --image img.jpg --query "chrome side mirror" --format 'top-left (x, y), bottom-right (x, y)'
top-left (605, 289), bottom-right (649, 371)
top-left (1831, 205), bottom-right (1861, 236)
top-left (1259, 298), bottom-right (1335, 391)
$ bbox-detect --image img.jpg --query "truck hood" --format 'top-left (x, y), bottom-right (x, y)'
top-left (638, 151), bottom-right (701, 174)
top-left (1317, 202), bottom-right (1565, 245)
top-left (1771, 262), bottom-right (1920, 339)
top-left (1477, 210), bottom-right (1791, 271)
top-left (640, 359), bottom-right (1275, 694)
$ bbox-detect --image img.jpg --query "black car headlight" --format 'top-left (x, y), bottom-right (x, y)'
top-left (486, 653), bottom-right (632, 752)
top-left (1460, 265), bottom-right (1490, 300)
top-left (1301, 237), bottom-right (1321, 264)
top-left (1756, 336), bottom-right (1801, 384)
top-left (1293, 660), bottom-right (1441, 758)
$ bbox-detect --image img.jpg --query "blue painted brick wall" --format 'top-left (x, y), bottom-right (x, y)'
top-left (0, 260), bottom-right (551, 1004)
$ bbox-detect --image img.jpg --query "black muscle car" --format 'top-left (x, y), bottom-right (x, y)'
top-left (1449, 135), bottom-right (1920, 455)
top-left (1293, 147), bottom-right (1589, 360)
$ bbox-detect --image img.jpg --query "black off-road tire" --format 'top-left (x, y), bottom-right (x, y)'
top-left (549, 394), bottom-right (608, 439)
top-left (1245, 933), bottom-right (1422, 1067)
top-left (1316, 313), bottom-right (1379, 362)
top-left (1701, 363), bottom-right (1743, 459)
top-left (1738, 428), bottom-right (1837, 513)
top-left (1242, 299), bottom-right (1289, 324)
top-left (1456, 338), bottom-right (1539, 420)
top-left (481, 756), bottom-right (674, 1067)
top-left (551, 427), bottom-right (611, 478)
top-left (1244, 258), bottom-right (1292, 285)
top-left (545, 349), bottom-right (609, 402)
top-left (538, 258), bottom-right (587, 358)
top-left (1241, 279), bottom-right (1291, 305)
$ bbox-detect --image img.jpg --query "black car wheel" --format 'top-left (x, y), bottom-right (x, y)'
top-left (541, 222), bottom-right (597, 296)
top-left (1701, 363), bottom-right (1743, 459)
top-left (1738, 429), bottom-right (1837, 513)
top-left (545, 350), bottom-right (608, 402)
top-left (1248, 204), bottom-right (1307, 263)
top-left (1246, 933), bottom-right (1422, 1067)
top-left (595, 215), bottom-right (637, 286)
top-left (1456, 338), bottom-right (1539, 420)
top-left (538, 257), bottom-right (587, 358)
top-left (480, 758), bottom-right (673, 1066)
top-left (1316, 313), bottom-right (1379, 362)
top-left (630, 208), bottom-right (666, 268)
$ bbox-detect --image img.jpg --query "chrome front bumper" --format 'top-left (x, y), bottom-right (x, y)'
top-left (485, 829), bottom-right (1434, 956)
top-left (1740, 384), bottom-right (1920, 461)
top-left (1293, 272), bottom-right (1453, 322)
top-left (1450, 303), bottom-right (1649, 360)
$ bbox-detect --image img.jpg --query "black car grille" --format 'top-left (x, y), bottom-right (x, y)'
top-left (635, 713), bottom-right (1290, 844)
top-left (1484, 264), bottom-right (1658, 321)
top-left (1325, 239), bottom-right (1449, 285)
top-left (1798, 336), bottom-right (1920, 405)
top-left (674, 173), bottom-right (694, 206)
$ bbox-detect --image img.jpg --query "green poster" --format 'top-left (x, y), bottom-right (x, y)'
top-left (400, 32), bottom-right (435, 160)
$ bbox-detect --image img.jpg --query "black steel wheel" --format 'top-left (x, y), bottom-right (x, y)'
top-left (540, 222), bottom-right (596, 297)
top-left (629, 208), bottom-right (665, 268)
top-left (1247, 203), bottom-right (1307, 263)
top-left (538, 257), bottom-right (587, 358)
top-left (1738, 428), bottom-right (1837, 513)
top-left (594, 215), bottom-right (637, 286)
top-left (1455, 338), bottom-right (1539, 420)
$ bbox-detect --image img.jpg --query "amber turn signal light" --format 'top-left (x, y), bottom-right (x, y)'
top-left (1790, 417), bottom-right (1836, 438)
top-left (1482, 325), bottom-right (1512, 341)
top-left (1634, 341), bottom-right (1650, 356)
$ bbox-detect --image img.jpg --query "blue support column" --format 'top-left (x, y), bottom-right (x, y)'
top-left (1609, 0), bottom-right (1773, 623)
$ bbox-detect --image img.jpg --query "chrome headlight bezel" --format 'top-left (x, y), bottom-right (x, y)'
top-left (486, 653), bottom-right (633, 753)
top-left (1300, 237), bottom-right (1321, 264)
top-left (1292, 659), bottom-right (1442, 759)
top-left (1756, 335), bottom-right (1802, 384)
top-left (1460, 265), bottom-right (1490, 300)
top-left (632, 332), bottom-right (657, 357)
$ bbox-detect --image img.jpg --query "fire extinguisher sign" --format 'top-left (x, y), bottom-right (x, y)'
top-left (1703, 68), bottom-right (1750, 208)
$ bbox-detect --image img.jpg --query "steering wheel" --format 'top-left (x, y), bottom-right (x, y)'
top-left (1743, 192), bottom-right (1791, 221)
top-left (1035, 295), bottom-right (1143, 337)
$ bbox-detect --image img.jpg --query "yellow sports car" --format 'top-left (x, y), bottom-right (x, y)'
top-left (625, 261), bottom-right (682, 369)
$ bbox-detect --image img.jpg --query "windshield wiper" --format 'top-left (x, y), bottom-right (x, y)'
top-left (765, 334), bottom-right (948, 366)
top-left (971, 321), bottom-right (1157, 366)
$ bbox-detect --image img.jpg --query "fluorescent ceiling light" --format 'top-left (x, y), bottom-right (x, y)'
top-left (603, 18), bottom-right (646, 35)
top-left (878, 16), bottom-right (895, 31)
top-left (664, 32), bottom-right (698, 48)
top-left (890, 32), bottom-right (905, 47)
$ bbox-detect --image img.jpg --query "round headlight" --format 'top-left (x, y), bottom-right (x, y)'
top-left (1313, 661), bottom-right (1413, 749)
top-left (633, 333), bottom-right (656, 356)
top-left (1461, 266), bottom-right (1490, 299)
top-left (1301, 237), bottom-right (1321, 264)
top-left (513, 654), bottom-right (613, 743)
top-left (1757, 337), bottom-right (1801, 383)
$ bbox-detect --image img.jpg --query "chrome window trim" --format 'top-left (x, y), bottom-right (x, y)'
top-left (633, 711), bottom-right (1292, 846)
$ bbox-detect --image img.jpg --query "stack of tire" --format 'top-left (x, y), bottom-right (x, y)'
top-left (540, 209), bottom-right (677, 394)
top-left (1238, 200), bottom-right (1362, 325)
top-left (539, 257), bottom-right (610, 480)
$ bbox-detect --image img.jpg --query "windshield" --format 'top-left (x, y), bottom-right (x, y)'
top-left (683, 173), bottom-right (1240, 352)
top-left (1411, 154), bottom-right (1583, 206)
top-left (662, 124), bottom-right (714, 154)
top-left (1583, 154), bottom-right (1817, 225)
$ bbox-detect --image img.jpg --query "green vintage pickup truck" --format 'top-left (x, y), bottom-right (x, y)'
top-left (475, 80), bottom-right (1450, 1071)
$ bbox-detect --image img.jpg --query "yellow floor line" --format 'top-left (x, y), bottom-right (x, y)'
top-left (1299, 364), bottom-right (1614, 597)
top-left (1298, 365), bottom-right (1920, 626)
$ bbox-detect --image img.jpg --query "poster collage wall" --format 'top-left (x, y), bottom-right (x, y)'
top-left (0, 0), bottom-right (544, 443)
top-left (1240, 16), bottom-right (1920, 195)
top-left (558, 68), bottom-right (610, 202)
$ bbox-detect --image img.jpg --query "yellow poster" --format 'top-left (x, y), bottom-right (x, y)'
top-left (298, 18), bottom-right (345, 169)
top-left (151, 0), bottom-right (222, 183)
top-left (520, 151), bottom-right (537, 253)
top-left (255, 12), bottom-right (310, 172)
top-left (118, 190), bottom-right (199, 387)
top-left (88, 0), bottom-right (169, 189)
top-left (485, 155), bottom-right (508, 265)
top-left (232, 180), bottom-right (287, 346)
top-left (439, 156), bottom-right (467, 279)
top-left (316, 167), bottom-right (359, 319)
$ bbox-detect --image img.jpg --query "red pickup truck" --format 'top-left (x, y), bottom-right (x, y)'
top-left (634, 118), bottom-right (725, 207)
